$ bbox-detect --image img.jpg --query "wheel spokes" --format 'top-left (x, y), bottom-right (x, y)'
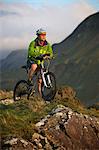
top-left (14, 80), bottom-right (29, 101)
top-left (41, 73), bottom-right (56, 101)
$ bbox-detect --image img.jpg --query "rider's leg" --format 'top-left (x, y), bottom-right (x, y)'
top-left (38, 78), bottom-right (42, 96)
top-left (28, 64), bottom-right (37, 82)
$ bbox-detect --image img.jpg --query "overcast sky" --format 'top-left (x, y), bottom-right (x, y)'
top-left (0, 0), bottom-right (99, 59)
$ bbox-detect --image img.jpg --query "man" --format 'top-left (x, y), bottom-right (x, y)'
top-left (27, 28), bottom-right (53, 96)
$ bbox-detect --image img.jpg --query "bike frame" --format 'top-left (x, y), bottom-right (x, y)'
top-left (14, 56), bottom-right (56, 101)
top-left (40, 60), bottom-right (52, 88)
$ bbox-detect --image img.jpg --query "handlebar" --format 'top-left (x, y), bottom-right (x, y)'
top-left (35, 54), bottom-right (51, 61)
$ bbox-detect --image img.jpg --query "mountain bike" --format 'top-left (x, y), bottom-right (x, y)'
top-left (13, 54), bottom-right (56, 101)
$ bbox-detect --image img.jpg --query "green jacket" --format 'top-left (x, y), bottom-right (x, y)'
top-left (27, 38), bottom-right (53, 65)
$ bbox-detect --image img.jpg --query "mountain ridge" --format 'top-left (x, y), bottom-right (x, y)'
top-left (0, 12), bottom-right (99, 106)
top-left (52, 11), bottom-right (99, 105)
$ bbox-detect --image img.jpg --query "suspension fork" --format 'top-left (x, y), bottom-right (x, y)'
top-left (47, 74), bottom-right (52, 87)
top-left (41, 69), bottom-right (48, 87)
top-left (40, 61), bottom-right (52, 88)
top-left (41, 69), bottom-right (52, 88)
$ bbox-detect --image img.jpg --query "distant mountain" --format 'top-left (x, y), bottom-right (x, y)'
top-left (0, 50), bottom-right (12, 60)
top-left (0, 12), bottom-right (99, 106)
top-left (0, 49), bottom-right (27, 70)
top-left (52, 12), bottom-right (99, 105)
top-left (0, 50), bottom-right (27, 90)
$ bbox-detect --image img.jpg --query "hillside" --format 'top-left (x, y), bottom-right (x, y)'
top-left (0, 12), bottom-right (99, 106)
top-left (0, 50), bottom-right (27, 90)
top-left (0, 87), bottom-right (99, 149)
top-left (0, 49), bottom-right (27, 70)
top-left (52, 12), bottom-right (99, 105)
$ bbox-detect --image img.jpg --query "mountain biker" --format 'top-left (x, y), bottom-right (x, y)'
top-left (27, 28), bottom-right (53, 96)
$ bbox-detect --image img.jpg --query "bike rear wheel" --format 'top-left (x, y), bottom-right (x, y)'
top-left (41, 72), bottom-right (56, 101)
top-left (13, 80), bottom-right (29, 101)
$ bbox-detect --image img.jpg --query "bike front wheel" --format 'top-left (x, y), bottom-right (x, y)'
top-left (41, 72), bottom-right (56, 101)
top-left (13, 80), bottom-right (29, 101)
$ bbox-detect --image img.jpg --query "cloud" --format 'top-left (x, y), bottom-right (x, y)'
top-left (0, 10), bottom-right (19, 17)
top-left (0, 1), bottom-right (97, 59)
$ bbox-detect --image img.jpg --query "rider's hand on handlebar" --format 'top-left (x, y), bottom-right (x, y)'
top-left (35, 54), bottom-right (51, 61)
top-left (43, 55), bottom-right (51, 60)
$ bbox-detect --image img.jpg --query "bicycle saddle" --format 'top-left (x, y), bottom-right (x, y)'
top-left (21, 65), bottom-right (28, 70)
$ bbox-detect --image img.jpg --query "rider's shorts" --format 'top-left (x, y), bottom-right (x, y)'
top-left (27, 59), bottom-right (42, 79)
top-left (27, 59), bottom-right (35, 69)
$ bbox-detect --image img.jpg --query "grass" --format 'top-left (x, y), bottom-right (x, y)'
top-left (0, 93), bottom-right (99, 141)
top-left (0, 91), bottom-right (13, 100)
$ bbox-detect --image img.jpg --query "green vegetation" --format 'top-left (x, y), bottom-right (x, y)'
top-left (0, 93), bottom-right (99, 141)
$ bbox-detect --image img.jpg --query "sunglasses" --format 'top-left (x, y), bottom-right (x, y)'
top-left (39, 33), bottom-right (46, 36)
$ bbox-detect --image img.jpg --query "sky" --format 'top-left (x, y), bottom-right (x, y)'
top-left (0, 0), bottom-right (99, 59)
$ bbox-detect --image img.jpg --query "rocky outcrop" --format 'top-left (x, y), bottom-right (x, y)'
top-left (2, 105), bottom-right (99, 150)
top-left (1, 138), bottom-right (34, 150)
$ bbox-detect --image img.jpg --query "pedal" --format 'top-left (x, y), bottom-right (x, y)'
top-left (16, 96), bottom-right (20, 100)
top-left (30, 89), bottom-right (35, 96)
